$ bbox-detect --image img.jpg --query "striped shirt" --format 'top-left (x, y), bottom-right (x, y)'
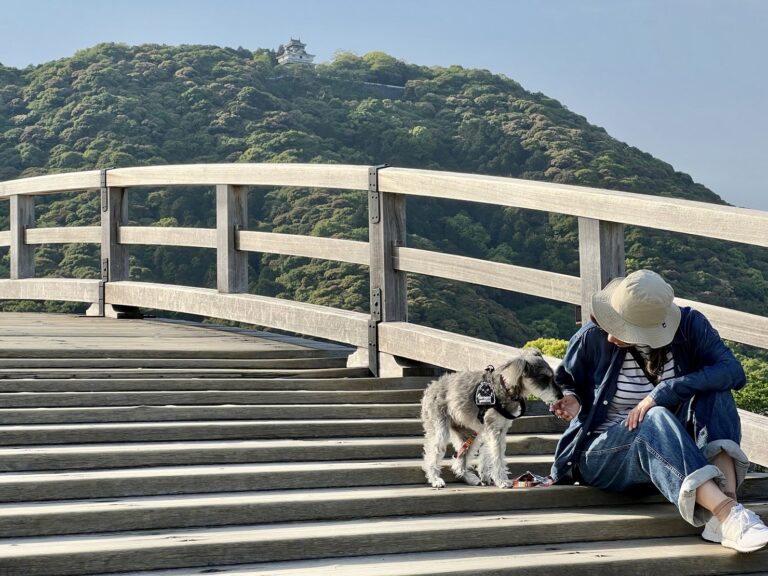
top-left (594, 346), bottom-right (675, 433)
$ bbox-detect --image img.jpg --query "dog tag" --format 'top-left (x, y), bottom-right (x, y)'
top-left (475, 381), bottom-right (496, 406)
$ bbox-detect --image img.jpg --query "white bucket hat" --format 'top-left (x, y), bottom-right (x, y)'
top-left (591, 270), bottom-right (681, 348)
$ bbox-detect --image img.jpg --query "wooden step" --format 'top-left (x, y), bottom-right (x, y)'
top-left (0, 456), bottom-right (555, 501)
top-left (0, 405), bottom-right (424, 424)
top-left (0, 357), bottom-right (350, 369)
top-left (0, 435), bottom-right (562, 471)
top-left (0, 366), bottom-right (372, 379)
top-left (104, 537), bottom-right (768, 576)
top-left (0, 348), bottom-right (351, 360)
top-left (0, 416), bottom-right (561, 443)
top-left (0, 313), bottom-right (763, 576)
top-left (2, 504), bottom-right (766, 575)
top-left (2, 476), bottom-right (765, 538)
top-left (0, 389), bottom-right (423, 408)
top-left (0, 376), bottom-right (434, 392)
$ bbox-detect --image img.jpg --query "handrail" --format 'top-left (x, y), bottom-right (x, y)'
top-left (107, 164), bottom-right (369, 190)
top-left (0, 170), bottom-right (102, 198)
top-left (0, 163), bottom-right (765, 353)
top-left (393, 247), bottom-right (583, 305)
top-left (119, 227), bottom-right (217, 249)
top-left (25, 226), bottom-right (100, 245)
top-left (237, 231), bottom-right (369, 266)
top-left (378, 168), bottom-right (768, 248)
top-left (105, 281), bottom-right (370, 348)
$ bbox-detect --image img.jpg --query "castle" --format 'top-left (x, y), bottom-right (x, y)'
top-left (276, 38), bottom-right (315, 65)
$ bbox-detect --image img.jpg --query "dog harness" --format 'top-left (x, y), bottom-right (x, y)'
top-left (473, 365), bottom-right (526, 424)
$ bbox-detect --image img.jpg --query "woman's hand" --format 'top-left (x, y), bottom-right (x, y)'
top-left (550, 394), bottom-right (580, 422)
top-left (625, 395), bottom-right (657, 431)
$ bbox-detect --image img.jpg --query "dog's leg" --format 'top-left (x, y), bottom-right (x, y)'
top-left (422, 419), bottom-right (449, 488)
top-left (476, 438), bottom-right (492, 485)
top-left (449, 427), bottom-right (481, 486)
top-left (483, 423), bottom-right (511, 488)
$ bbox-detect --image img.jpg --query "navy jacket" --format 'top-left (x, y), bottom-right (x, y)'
top-left (550, 306), bottom-right (746, 483)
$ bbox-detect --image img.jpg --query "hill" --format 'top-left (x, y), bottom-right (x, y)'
top-left (0, 43), bottom-right (766, 345)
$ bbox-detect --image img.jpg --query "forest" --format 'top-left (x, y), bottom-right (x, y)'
top-left (0, 43), bottom-right (765, 412)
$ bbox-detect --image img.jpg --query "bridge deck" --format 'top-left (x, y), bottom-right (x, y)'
top-left (0, 312), bottom-right (350, 358)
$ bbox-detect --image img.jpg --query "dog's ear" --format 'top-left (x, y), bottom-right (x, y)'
top-left (497, 356), bottom-right (526, 387)
top-left (524, 347), bottom-right (543, 358)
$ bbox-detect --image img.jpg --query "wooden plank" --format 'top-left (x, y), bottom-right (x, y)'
top-left (0, 479), bottom-right (660, 538)
top-left (237, 231), bottom-right (369, 266)
top-left (675, 298), bottom-right (768, 350)
top-left (0, 230), bottom-right (10, 247)
top-left (378, 321), bottom-right (560, 372)
top-left (213, 537), bottom-right (768, 576)
top-left (738, 409), bottom-right (768, 468)
top-left (378, 168), bottom-right (768, 248)
top-left (0, 312), bottom-right (325, 357)
top-left (0, 279), bottom-right (100, 302)
top-left (102, 187), bottom-right (129, 282)
top-left (578, 218), bottom-right (625, 322)
top-left (1, 502), bottom-right (754, 575)
top-left (105, 282), bottom-right (369, 348)
top-left (0, 171), bottom-right (101, 198)
top-left (10, 195), bottom-right (35, 279)
top-left (107, 164), bottom-right (369, 190)
top-left (216, 184), bottom-right (248, 293)
top-left (369, 192), bottom-right (407, 323)
top-left (118, 227), bottom-right (216, 248)
top-left (394, 247), bottom-right (582, 305)
top-left (25, 226), bottom-right (100, 245)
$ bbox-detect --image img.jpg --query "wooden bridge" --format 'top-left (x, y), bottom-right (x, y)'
top-left (0, 164), bottom-right (765, 574)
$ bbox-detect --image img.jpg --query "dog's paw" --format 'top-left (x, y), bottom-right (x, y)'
top-left (494, 480), bottom-right (511, 489)
top-left (430, 478), bottom-right (446, 489)
top-left (462, 471), bottom-right (482, 486)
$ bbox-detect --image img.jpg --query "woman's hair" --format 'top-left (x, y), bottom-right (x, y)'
top-left (644, 347), bottom-right (669, 384)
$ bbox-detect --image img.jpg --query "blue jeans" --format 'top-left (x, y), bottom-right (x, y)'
top-left (578, 391), bottom-right (749, 526)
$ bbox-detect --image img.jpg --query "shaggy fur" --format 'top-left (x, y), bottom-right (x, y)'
top-left (420, 348), bottom-right (562, 488)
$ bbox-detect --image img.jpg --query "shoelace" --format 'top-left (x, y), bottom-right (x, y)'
top-left (733, 505), bottom-right (762, 531)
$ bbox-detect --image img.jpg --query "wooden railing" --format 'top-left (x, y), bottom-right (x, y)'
top-left (0, 164), bottom-right (767, 465)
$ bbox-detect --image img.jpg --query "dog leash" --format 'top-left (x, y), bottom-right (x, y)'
top-left (454, 432), bottom-right (478, 459)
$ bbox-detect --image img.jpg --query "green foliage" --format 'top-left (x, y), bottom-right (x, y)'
top-left (524, 338), bottom-right (568, 359)
top-left (730, 343), bottom-right (768, 415)
top-left (0, 42), bottom-right (765, 394)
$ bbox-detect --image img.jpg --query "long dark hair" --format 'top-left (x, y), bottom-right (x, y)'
top-left (643, 347), bottom-right (670, 384)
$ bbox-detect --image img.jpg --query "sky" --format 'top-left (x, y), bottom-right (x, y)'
top-left (0, 0), bottom-right (766, 211)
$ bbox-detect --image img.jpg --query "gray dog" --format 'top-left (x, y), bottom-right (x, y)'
top-left (420, 348), bottom-right (562, 488)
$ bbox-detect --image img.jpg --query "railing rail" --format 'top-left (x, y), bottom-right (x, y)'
top-left (0, 163), bottom-right (766, 466)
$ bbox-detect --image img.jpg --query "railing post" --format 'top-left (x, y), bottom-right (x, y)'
top-left (216, 184), bottom-right (248, 293)
top-left (10, 195), bottom-right (35, 279)
top-left (578, 217), bottom-right (625, 324)
top-left (102, 186), bottom-right (129, 283)
top-left (367, 165), bottom-right (407, 376)
top-left (96, 169), bottom-right (135, 318)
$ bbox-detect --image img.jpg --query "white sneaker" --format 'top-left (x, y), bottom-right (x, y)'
top-left (701, 515), bottom-right (722, 543)
top-left (720, 504), bottom-right (768, 553)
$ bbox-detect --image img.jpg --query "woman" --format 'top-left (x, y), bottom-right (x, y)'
top-left (547, 269), bottom-right (768, 553)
